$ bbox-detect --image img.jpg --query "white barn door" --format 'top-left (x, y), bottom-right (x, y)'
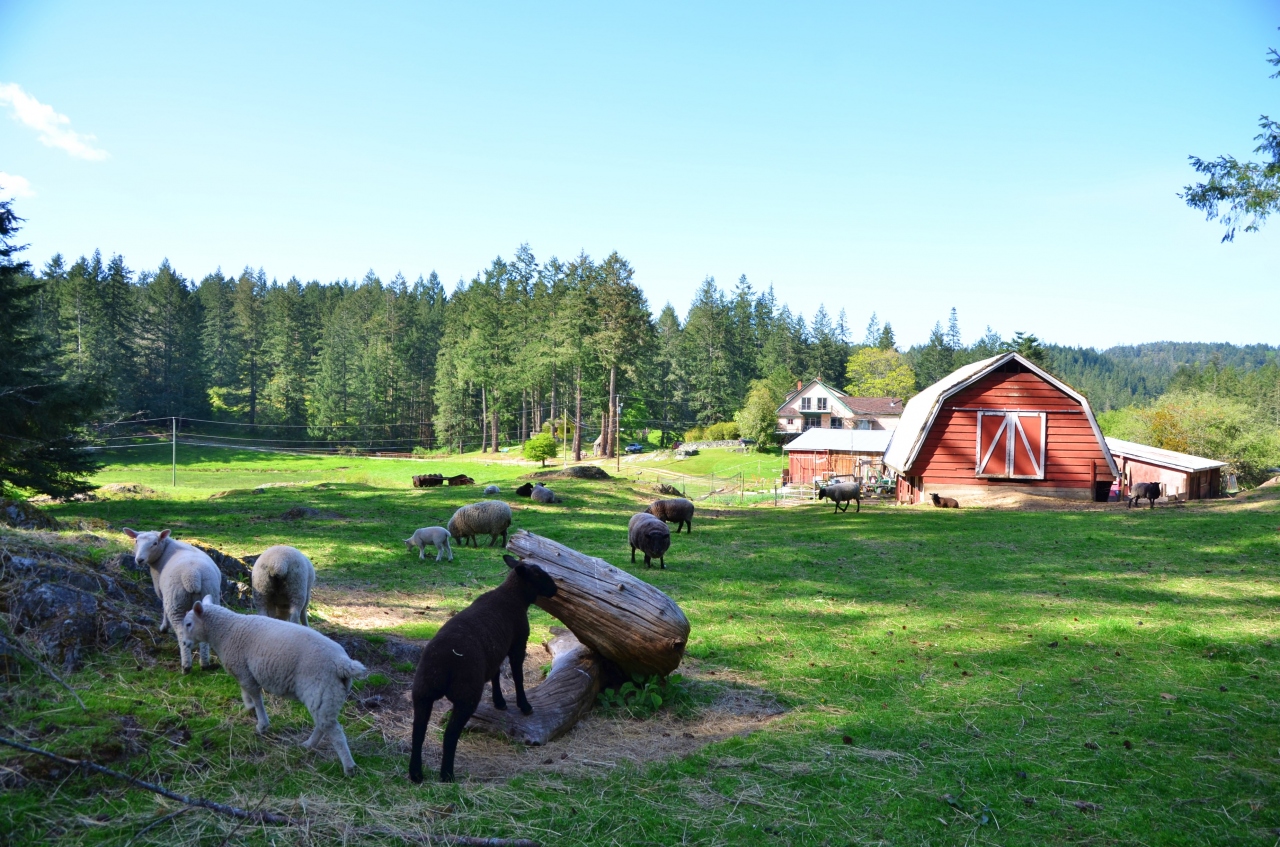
top-left (976, 412), bottom-right (1046, 480)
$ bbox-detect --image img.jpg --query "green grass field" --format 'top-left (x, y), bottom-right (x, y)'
top-left (3, 445), bottom-right (1279, 846)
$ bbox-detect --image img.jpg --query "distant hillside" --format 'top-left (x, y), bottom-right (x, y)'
top-left (1047, 342), bottom-right (1279, 411)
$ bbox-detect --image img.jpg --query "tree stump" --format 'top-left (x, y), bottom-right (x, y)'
top-left (468, 628), bottom-right (603, 745)
top-left (505, 530), bottom-right (690, 678)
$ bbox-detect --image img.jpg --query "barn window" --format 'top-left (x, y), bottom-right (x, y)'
top-left (976, 411), bottom-right (1046, 480)
top-left (800, 398), bottom-right (812, 411)
top-left (817, 397), bottom-right (828, 411)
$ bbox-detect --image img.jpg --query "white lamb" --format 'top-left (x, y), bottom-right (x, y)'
top-left (123, 528), bottom-right (222, 673)
top-left (404, 526), bottom-right (453, 562)
top-left (251, 545), bottom-right (317, 626)
top-left (483, 484), bottom-right (500, 495)
top-left (183, 595), bottom-right (367, 775)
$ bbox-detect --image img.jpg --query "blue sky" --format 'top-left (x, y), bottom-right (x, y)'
top-left (1, 1), bottom-right (1277, 349)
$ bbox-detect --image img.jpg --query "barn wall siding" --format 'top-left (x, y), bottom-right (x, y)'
top-left (910, 370), bottom-right (1110, 493)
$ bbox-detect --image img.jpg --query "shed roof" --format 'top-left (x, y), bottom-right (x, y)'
top-left (883, 352), bottom-right (1117, 477)
top-left (1104, 437), bottom-right (1227, 473)
top-left (783, 428), bottom-right (893, 453)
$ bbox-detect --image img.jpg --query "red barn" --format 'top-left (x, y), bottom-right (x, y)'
top-left (884, 352), bottom-right (1117, 504)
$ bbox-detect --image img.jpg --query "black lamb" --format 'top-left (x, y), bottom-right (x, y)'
top-left (1128, 482), bottom-right (1162, 509)
top-left (628, 512), bottom-right (672, 568)
top-left (515, 482), bottom-right (534, 498)
top-left (929, 492), bottom-right (960, 508)
top-left (646, 498), bottom-right (694, 533)
top-left (817, 481), bottom-right (861, 513)
top-left (409, 554), bottom-right (558, 783)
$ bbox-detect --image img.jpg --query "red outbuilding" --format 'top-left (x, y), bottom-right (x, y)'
top-left (884, 352), bottom-right (1118, 505)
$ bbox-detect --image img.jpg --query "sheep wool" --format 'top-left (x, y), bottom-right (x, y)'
top-left (447, 500), bottom-right (513, 548)
top-left (628, 512), bottom-right (672, 569)
top-left (124, 528), bottom-right (222, 672)
top-left (530, 483), bottom-right (560, 504)
top-left (646, 498), bottom-right (695, 533)
top-left (405, 526), bottom-right (454, 562)
top-left (251, 545), bottom-right (317, 625)
top-left (483, 484), bottom-right (500, 495)
top-left (183, 596), bottom-right (367, 775)
top-left (817, 482), bottom-right (862, 513)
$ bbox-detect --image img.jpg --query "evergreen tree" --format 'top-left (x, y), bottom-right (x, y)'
top-left (198, 269), bottom-right (242, 417)
top-left (0, 200), bottom-right (104, 497)
top-left (232, 268), bottom-right (268, 424)
top-left (681, 277), bottom-right (734, 425)
top-left (877, 323), bottom-right (897, 351)
top-left (135, 260), bottom-right (206, 416)
top-left (262, 277), bottom-right (311, 425)
top-left (913, 322), bottom-right (955, 389)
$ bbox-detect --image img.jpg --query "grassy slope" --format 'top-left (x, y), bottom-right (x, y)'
top-left (2, 445), bottom-right (1279, 845)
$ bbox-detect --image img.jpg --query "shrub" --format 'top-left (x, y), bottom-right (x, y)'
top-left (683, 426), bottom-right (705, 442)
top-left (522, 432), bottom-right (559, 466)
top-left (596, 673), bottom-right (693, 719)
top-left (704, 421), bottom-right (740, 441)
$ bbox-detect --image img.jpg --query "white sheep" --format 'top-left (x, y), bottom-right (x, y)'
top-left (447, 501), bottom-right (513, 548)
top-left (183, 595), bottom-right (367, 775)
top-left (404, 526), bottom-right (454, 562)
top-left (251, 545), bottom-right (317, 625)
top-left (123, 528), bottom-right (222, 673)
top-left (483, 484), bottom-right (500, 495)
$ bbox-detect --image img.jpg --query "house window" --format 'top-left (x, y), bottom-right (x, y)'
top-left (830, 417), bottom-right (843, 429)
top-left (786, 418), bottom-right (794, 426)
top-left (800, 398), bottom-right (812, 411)
top-left (855, 419), bottom-right (872, 430)
top-left (817, 397), bottom-right (828, 411)
top-left (804, 417), bottom-right (820, 430)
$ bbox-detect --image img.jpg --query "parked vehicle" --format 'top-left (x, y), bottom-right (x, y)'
top-left (625, 443), bottom-right (644, 454)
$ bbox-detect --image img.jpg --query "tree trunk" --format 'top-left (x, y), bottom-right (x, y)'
top-left (491, 399), bottom-right (499, 454)
top-left (572, 366), bottom-right (582, 461)
top-left (606, 364), bottom-right (617, 458)
top-left (467, 628), bottom-right (603, 745)
top-left (506, 530), bottom-right (690, 678)
top-left (480, 385), bottom-right (488, 453)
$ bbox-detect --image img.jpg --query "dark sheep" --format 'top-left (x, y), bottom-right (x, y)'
top-left (646, 498), bottom-right (694, 533)
top-left (1128, 482), bottom-right (1162, 509)
top-left (929, 493), bottom-right (960, 509)
top-left (817, 481), bottom-right (861, 513)
top-left (515, 482), bottom-right (534, 498)
top-left (628, 512), bottom-right (672, 569)
top-left (409, 554), bottom-right (558, 783)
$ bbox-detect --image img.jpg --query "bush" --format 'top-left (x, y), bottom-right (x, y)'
top-left (704, 421), bottom-right (740, 441)
top-left (522, 432), bottom-right (559, 466)
top-left (683, 426), bottom-right (705, 442)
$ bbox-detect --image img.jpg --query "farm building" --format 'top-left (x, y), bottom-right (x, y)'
top-left (782, 428), bottom-right (894, 486)
top-left (884, 352), bottom-right (1118, 504)
top-left (775, 379), bottom-right (902, 442)
top-left (1104, 437), bottom-right (1226, 501)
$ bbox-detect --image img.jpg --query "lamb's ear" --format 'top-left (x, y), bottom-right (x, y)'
top-left (122, 527), bottom-right (137, 539)
top-left (159, 529), bottom-right (171, 540)
top-left (503, 554), bottom-right (522, 570)
top-left (193, 600), bottom-right (204, 617)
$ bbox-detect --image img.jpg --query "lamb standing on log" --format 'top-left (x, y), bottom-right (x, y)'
top-left (183, 596), bottom-right (367, 775)
top-left (817, 481), bottom-right (862, 513)
top-left (929, 492), bottom-right (960, 509)
top-left (447, 500), bottom-right (513, 548)
top-left (251, 545), bottom-right (316, 625)
top-left (409, 554), bottom-right (558, 783)
top-left (646, 498), bottom-right (694, 533)
top-left (405, 526), bottom-right (453, 562)
top-left (628, 512), bottom-right (672, 569)
top-left (123, 528), bottom-right (222, 673)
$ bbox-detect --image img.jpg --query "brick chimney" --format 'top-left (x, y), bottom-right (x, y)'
top-left (797, 380), bottom-right (803, 390)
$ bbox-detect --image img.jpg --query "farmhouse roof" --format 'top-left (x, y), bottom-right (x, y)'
top-left (1104, 437), bottom-right (1227, 473)
top-left (776, 379), bottom-right (902, 417)
top-left (782, 428), bottom-right (894, 453)
top-left (883, 352), bottom-right (1118, 477)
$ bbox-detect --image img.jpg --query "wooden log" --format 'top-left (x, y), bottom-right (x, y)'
top-left (505, 530), bottom-right (690, 678)
top-left (467, 628), bottom-right (603, 745)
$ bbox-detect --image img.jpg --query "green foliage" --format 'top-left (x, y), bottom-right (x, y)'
top-left (683, 425), bottom-right (705, 441)
top-left (735, 368), bottom-right (796, 448)
top-left (1183, 46), bottom-right (1280, 241)
top-left (844, 347), bottom-right (916, 398)
top-left (596, 673), bottom-right (692, 719)
top-left (522, 432), bottom-right (558, 466)
top-left (999, 331), bottom-right (1049, 367)
top-left (0, 200), bottom-right (104, 498)
top-left (704, 421), bottom-right (740, 441)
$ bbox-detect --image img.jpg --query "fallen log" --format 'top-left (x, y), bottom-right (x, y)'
top-left (413, 474), bottom-right (445, 488)
top-left (446, 474), bottom-right (475, 486)
top-left (505, 530), bottom-right (689, 678)
top-left (468, 628), bottom-right (603, 745)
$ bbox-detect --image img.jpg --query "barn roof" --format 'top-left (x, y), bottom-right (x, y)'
top-left (883, 352), bottom-right (1118, 477)
top-left (1104, 438), bottom-right (1227, 473)
top-left (783, 428), bottom-right (894, 453)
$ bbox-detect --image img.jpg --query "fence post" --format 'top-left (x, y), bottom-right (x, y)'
top-left (171, 417), bottom-right (176, 487)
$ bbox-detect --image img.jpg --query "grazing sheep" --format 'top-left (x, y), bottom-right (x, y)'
top-left (514, 482), bottom-right (534, 498)
top-left (646, 498), bottom-right (694, 533)
top-left (483, 484), bottom-right (500, 495)
top-left (405, 526), bottom-right (454, 562)
top-left (530, 483), bottom-right (561, 504)
top-left (628, 512), bottom-right (672, 569)
top-left (817, 481), bottom-right (862, 513)
top-left (251, 545), bottom-right (317, 625)
top-left (409, 554), bottom-right (558, 783)
top-left (1128, 482), bottom-right (1162, 509)
top-left (929, 492), bottom-right (960, 509)
top-left (123, 528), bottom-right (222, 673)
top-left (182, 596), bottom-right (367, 775)
top-left (447, 500), bottom-right (513, 548)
